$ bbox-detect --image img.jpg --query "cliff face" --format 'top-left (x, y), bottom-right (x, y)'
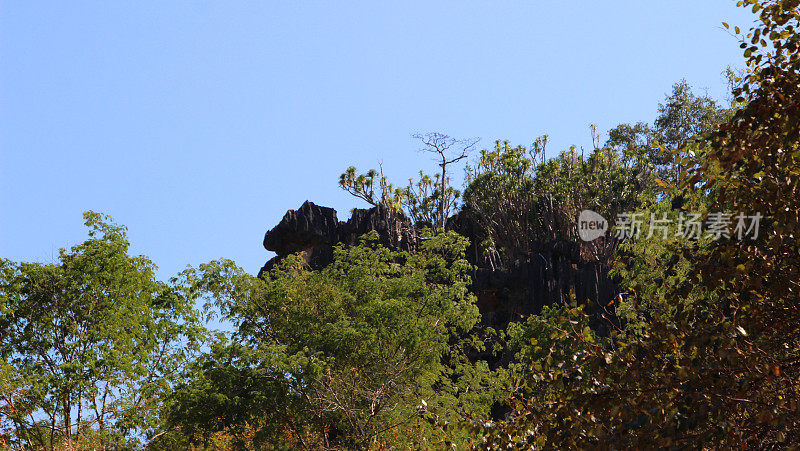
top-left (261, 201), bottom-right (618, 334)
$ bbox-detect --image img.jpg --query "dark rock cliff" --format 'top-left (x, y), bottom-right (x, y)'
top-left (260, 201), bottom-right (418, 275)
top-left (260, 201), bottom-right (618, 335)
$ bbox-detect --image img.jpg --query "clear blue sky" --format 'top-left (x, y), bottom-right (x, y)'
top-left (1, 1), bottom-right (755, 279)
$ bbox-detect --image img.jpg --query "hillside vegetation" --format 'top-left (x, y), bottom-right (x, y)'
top-left (2, 0), bottom-right (799, 448)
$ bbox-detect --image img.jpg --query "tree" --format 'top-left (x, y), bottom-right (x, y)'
top-left (167, 231), bottom-right (504, 449)
top-left (652, 79), bottom-right (730, 183)
top-left (412, 132), bottom-right (479, 231)
top-left (0, 212), bottom-right (204, 449)
top-left (461, 139), bottom-right (549, 269)
top-left (338, 132), bottom-right (478, 231)
top-left (338, 165), bottom-right (405, 214)
top-left (606, 122), bottom-right (653, 153)
top-left (462, 134), bottom-right (655, 269)
top-left (653, 80), bottom-right (725, 150)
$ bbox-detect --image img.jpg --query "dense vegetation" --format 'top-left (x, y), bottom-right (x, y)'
top-left (2, 0), bottom-right (798, 448)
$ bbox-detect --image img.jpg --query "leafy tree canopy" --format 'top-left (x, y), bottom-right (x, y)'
top-left (0, 212), bottom-right (204, 450)
top-left (165, 231), bottom-right (506, 449)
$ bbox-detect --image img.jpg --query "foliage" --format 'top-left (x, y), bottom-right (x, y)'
top-left (403, 170), bottom-right (459, 228)
top-left (0, 212), bottom-right (204, 450)
top-left (653, 79), bottom-right (729, 151)
top-left (166, 231), bottom-right (505, 449)
top-left (469, 302), bottom-right (602, 448)
top-left (505, 302), bottom-right (602, 391)
top-left (610, 194), bottom-right (714, 335)
top-left (411, 132), bottom-right (479, 230)
top-left (462, 135), bottom-right (656, 269)
top-left (4, 3), bottom-right (795, 449)
top-left (339, 132), bottom-right (477, 231)
top-left (338, 166), bottom-right (406, 215)
top-left (479, 0), bottom-right (800, 447)
top-left (606, 80), bottom-right (731, 186)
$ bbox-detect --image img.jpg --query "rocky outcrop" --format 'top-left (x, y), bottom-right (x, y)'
top-left (259, 201), bottom-right (618, 335)
top-left (259, 201), bottom-right (418, 276)
top-left (340, 203), bottom-right (418, 253)
top-left (263, 201), bottom-right (340, 257)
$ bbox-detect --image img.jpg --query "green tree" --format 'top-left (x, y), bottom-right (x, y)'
top-left (651, 79), bottom-right (730, 184)
top-left (653, 79), bottom-right (726, 151)
top-left (338, 132), bottom-right (478, 231)
top-left (338, 166), bottom-right (406, 215)
top-left (606, 121), bottom-right (653, 153)
top-left (0, 212), bottom-right (204, 449)
top-left (411, 132), bottom-right (479, 231)
top-left (168, 231), bottom-right (504, 449)
top-left (462, 135), bottom-right (656, 269)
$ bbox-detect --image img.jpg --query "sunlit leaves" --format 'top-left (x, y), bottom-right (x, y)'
top-left (168, 230), bottom-right (503, 448)
top-left (0, 212), bottom-right (204, 449)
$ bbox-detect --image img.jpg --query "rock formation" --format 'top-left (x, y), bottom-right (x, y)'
top-left (260, 201), bottom-right (418, 275)
top-left (260, 201), bottom-right (618, 335)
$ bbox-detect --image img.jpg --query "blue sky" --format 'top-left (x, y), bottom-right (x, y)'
top-left (1, 1), bottom-right (755, 279)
